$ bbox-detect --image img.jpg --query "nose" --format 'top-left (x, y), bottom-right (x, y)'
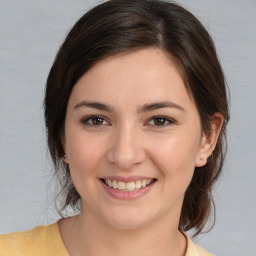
top-left (106, 124), bottom-right (146, 170)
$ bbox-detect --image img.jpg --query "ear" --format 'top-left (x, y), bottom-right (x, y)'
top-left (195, 113), bottom-right (223, 167)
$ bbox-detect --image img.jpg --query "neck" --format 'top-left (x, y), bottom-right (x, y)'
top-left (60, 207), bottom-right (187, 256)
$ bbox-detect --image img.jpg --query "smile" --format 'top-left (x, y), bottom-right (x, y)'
top-left (102, 178), bottom-right (156, 192)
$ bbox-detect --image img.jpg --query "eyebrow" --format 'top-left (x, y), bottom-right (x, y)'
top-left (138, 101), bottom-right (185, 113)
top-left (73, 100), bottom-right (185, 112)
top-left (73, 101), bottom-right (114, 112)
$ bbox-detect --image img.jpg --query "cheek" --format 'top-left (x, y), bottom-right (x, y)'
top-left (144, 133), bottom-right (201, 212)
top-left (148, 133), bottom-right (200, 182)
top-left (65, 133), bottom-right (108, 200)
top-left (66, 132), bottom-right (106, 178)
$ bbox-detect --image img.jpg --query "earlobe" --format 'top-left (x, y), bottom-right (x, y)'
top-left (195, 113), bottom-right (223, 167)
top-left (61, 134), bottom-right (69, 164)
top-left (63, 153), bottom-right (69, 164)
top-left (195, 154), bottom-right (208, 167)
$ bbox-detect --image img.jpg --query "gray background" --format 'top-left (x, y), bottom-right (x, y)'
top-left (0, 0), bottom-right (255, 255)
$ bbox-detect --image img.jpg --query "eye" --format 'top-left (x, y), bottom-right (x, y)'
top-left (146, 116), bottom-right (174, 127)
top-left (82, 115), bottom-right (109, 126)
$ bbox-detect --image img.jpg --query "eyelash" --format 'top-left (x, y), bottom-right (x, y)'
top-left (81, 115), bottom-right (175, 127)
top-left (146, 116), bottom-right (175, 127)
top-left (81, 115), bottom-right (109, 126)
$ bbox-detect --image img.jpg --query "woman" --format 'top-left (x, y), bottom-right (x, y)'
top-left (0, 0), bottom-right (229, 255)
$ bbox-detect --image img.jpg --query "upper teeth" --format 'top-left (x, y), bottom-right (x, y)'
top-left (104, 179), bottom-right (153, 191)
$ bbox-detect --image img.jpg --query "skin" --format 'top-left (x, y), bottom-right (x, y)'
top-left (59, 48), bottom-right (223, 256)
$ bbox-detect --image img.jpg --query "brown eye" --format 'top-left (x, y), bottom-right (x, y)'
top-left (146, 116), bottom-right (174, 127)
top-left (82, 115), bottom-right (109, 126)
top-left (92, 117), bottom-right (104, 125)
top-left (153, 117), bottom-right (166, 125)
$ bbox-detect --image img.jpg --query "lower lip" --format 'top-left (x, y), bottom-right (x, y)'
top-left (101, 180), bottom-right (155, 200)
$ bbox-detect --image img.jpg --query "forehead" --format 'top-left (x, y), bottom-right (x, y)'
top-left (68, 48), bottom-right (195, 112)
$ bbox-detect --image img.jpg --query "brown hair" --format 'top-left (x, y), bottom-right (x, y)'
top-left (44, 0), bottom-right (229, 236)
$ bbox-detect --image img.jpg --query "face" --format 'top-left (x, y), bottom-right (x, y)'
top-left (63, 48), bottom-right (208, 230)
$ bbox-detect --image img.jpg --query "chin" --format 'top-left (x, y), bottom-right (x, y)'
top-left (101, 207), bottom-right (154, 231)
top-left (107, 218), bottom-right (148, 231)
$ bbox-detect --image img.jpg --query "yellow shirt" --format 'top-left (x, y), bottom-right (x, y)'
top-left (0, 222), bottom-right (214, 256)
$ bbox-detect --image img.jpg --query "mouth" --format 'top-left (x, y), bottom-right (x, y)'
top-left (100, 178), bottom-right (157, 192)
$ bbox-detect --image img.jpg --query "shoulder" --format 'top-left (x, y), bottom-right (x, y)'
top-left (0, 221), bottom-right (68, 256)
top-left (184, 233), bottom-right (215, 256)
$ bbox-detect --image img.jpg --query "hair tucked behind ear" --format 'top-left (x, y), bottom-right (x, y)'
top-left (44, 0), bottom-right (229, 236)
